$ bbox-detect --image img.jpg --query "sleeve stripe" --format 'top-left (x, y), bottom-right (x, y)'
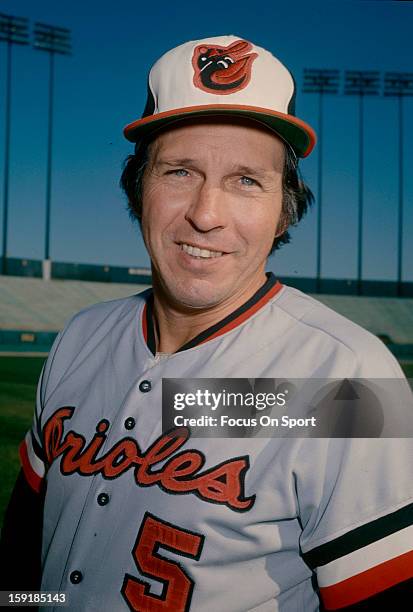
top-left (319, 548), bottom-right (413, 610)
top-left (30, 430), bottom-right (46, 462)
top-left (317, 523), bottom-right (413, 587)
top-left (24, 432), bottom-right (45, 478)
top-left (302, 501), bottom-right (413, 568)
top-left (19, 435), bottom-right (45, 494)
top-left (332, 577), bottom-right (413, 610)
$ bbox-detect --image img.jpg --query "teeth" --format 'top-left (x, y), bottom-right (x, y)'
top-left (181, 243), bottom-right (223, 259)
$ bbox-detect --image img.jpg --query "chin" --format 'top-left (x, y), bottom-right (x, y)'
top-left (165, 279), bottom-right (229, 310)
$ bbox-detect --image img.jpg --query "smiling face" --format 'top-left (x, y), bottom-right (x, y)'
top-left (141, 118), bottom-right (285, 312)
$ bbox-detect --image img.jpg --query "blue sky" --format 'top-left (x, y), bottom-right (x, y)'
top-left (0, 0), bottom-right (412, 280)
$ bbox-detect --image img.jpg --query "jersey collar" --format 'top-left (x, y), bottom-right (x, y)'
top-left (142, 273), bottom-right (283, 355)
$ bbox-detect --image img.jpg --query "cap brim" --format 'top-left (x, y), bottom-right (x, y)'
top-left (123, 104), bottom-right (316, 158)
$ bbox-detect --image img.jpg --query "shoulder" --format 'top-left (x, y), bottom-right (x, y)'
top-left (63, 289), bottom-right (149, 333)
top-left (270, 284), bottom-right (404, 377)
top-left (41, 289), bottom-right (150, 392)
top-left (51, 289), bottom-right (150, 351)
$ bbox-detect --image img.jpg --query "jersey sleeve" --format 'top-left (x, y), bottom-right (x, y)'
top-left (0, 334), bottom-right (66, 589)
top-left (18, 328), bottom-right (66, 493)
top-left (18, 296), bottom-right (137, 492)
top-left (296, 436), bottom-right (413, 610)
top-left (19, 365), bottom-right (47, 493)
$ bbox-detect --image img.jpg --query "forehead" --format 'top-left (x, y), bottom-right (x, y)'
top-left (148, 117), bottom-right (285, 169)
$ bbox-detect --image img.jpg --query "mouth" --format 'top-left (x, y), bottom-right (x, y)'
top-left (180, 242), bottom-right (225, 259)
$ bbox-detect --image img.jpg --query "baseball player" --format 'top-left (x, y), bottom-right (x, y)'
top-left (1, 35), bottom-right (413, 611)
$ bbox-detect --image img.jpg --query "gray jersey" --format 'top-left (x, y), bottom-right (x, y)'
top-left (21, 276), bottom-right (413, 611)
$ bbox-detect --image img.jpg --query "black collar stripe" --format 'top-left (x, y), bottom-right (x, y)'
top-left (142, 273), bottom-right (280, 356)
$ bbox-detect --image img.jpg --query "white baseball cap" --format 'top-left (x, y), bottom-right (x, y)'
top-left (124, 35), bottom-right (316, 158)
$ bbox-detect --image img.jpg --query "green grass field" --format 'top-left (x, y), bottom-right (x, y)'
top-left (1, 355), bottom-right (412, 529)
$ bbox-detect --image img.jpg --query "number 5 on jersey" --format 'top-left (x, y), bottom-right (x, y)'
top-left (122, 512), bottom-right (205, 611)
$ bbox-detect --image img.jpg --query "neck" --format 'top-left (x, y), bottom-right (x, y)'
top-left (151, 273), bottom-right (268, 354)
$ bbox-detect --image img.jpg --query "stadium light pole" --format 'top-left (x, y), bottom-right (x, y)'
top-left (344, 71), bottom-right (380, 295)
top-left (0, 12), bottom-right (29, 275)
top-left (303, 69), bottom-right (340, 293)
top-left (384, 72), bottom-right (413, 297)
top-left (33, 23), bottom-right (71, 281)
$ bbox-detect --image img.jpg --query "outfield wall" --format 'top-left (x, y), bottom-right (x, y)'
top-left (1, 257), bottom-right (413, 297)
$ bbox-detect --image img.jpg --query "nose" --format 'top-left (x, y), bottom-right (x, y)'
top-left (184, 181), bottom-right (227, 233)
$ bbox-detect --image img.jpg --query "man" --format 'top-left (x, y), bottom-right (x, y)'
top-left (1, 35), bottom-right (413, 611)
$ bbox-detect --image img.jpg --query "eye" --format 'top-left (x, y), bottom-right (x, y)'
top-left (240, 175), bottom-right (258, 187)
top-left (167, 168), bottom-right (189, 177)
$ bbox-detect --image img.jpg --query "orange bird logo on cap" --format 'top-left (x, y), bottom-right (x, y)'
top-left (192, 39), bottom-right (258, 95)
